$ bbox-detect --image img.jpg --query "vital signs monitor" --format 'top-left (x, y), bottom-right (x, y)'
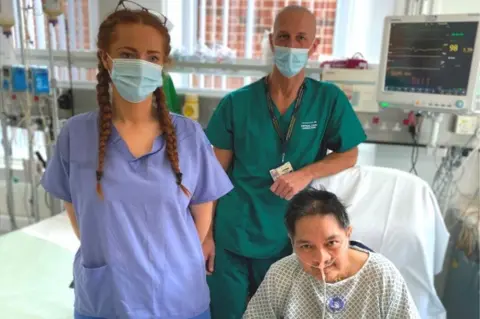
top-left (376, 14), bottom-right (480, 114)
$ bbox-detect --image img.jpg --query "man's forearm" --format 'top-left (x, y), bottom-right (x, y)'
top-left (301, 147), bottom-right (359, 180)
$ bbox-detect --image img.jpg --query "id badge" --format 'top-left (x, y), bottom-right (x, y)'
top-left (270, 162), bottom-right (294, 181)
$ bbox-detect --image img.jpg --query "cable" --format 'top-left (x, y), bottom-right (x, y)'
top-left (408, 112), bottom-right (423, 175)
top-left (35, 151), bottom-right (46, 168)
top-left (409, 133), bottom-right (419, 175)
top-left (432, 133), bottom-right (479, 216)
top-left (57, 15), bottom-right (75, 116)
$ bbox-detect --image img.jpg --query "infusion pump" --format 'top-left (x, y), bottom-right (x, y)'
top-left (3, 64), bottom-right (50, 95)
top-left (376, 14), bottom-right (480, 114)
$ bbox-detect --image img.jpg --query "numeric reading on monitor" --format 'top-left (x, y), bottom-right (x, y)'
top-left (385, 22), bottom-right (478, 96)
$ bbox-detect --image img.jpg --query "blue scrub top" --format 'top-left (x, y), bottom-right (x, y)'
top-left (41, 111), bottom-right (233, 319)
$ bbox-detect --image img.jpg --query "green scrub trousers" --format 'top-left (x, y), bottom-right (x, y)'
top-left (205, 77), bottom-right (367, 319)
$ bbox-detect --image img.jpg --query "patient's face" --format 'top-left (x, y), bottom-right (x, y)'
top-left (292, 214), bottom-right (351, 282)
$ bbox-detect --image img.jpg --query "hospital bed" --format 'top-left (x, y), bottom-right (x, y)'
top-left (0, 213), bottom-right (78, 319)
top-left (312, 165), bottom-right (450, 319)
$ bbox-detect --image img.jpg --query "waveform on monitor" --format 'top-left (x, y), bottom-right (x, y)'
top-left (389, 47), bottom-right (443, 53)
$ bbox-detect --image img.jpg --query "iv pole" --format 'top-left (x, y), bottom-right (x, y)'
top-left (44, 4), bottom-right (63, 217)
top-left (0, 29), bottom-right (17, 230)
top-left (17, 2), bottom-right (41, 223)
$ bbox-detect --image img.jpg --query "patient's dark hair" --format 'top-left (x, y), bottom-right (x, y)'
top-left (285, 187), bottom-right (350, 237)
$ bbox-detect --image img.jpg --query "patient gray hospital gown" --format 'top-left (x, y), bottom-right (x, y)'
top-left (243, 250), bottom-right (420, 319)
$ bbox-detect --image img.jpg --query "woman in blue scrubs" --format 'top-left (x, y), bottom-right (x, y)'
top-left (41, 3), bottom-right (233, 319)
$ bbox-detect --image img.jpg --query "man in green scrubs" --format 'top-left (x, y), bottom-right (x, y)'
top-left (204, 5), bottom-right (367, 318)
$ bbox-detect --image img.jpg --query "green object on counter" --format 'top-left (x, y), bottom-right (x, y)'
top-left (162, 72), bottom-right (181, 114)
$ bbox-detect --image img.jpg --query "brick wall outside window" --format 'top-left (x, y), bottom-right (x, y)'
top-left (12, 1), bottom-right (336, 89)
top-left (12, 1), bottom-right (93, 80)
top-left (192, 0), bottom-right (337, 90)
top-left (14, 0), bottom-right (91, 50)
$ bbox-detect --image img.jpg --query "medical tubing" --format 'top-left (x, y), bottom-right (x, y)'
top-left (296, 254), bottom-right (334, 318)
top-left (321, 269), bottom-right (326, 319)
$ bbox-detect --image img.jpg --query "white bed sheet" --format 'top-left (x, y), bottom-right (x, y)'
top-left (22, 212), bottom-right (80, 252)
top-left (0, 213), bottom-right (77, 319)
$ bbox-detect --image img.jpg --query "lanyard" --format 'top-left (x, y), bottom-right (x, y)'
top-left (264, 76), bottom-right (306, 163)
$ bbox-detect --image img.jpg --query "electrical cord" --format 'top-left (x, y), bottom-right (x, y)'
top-left (57, 15), bottom-right (76, 116)
top-left (408, 113), bottom-right (423, 175)
top-left (35, 151), bottom-right (46, 168)
top-left (432, 133), bottom-right (479, 216)
top-left (409, 130), bottom-right (419, 175)
top-left (34, 151), bottom-right (52, 210)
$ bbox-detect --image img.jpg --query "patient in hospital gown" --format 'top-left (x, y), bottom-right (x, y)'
top-left (244, 188), bottom-right (420, 319)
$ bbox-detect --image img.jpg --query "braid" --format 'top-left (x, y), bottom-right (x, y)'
top-left (154, 88), bottom-right (190, 197)
top-left (95, 52), bottom-right (113, 199)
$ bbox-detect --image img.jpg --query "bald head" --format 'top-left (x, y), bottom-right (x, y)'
top-left (271, 5), bottom-right (318, 51)
top-left (273, 5), bottom-right (316, 36)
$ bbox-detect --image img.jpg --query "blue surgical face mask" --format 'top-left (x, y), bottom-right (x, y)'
top-left (273, 45), bottom-right (310, 78)
top-left (108, 57), bottom-right (163, 103)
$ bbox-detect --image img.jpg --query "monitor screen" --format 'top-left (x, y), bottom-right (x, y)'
top-left (384, 22), bottom-right (478, 96)
top-left (34, 71), bottom-right (50, 94)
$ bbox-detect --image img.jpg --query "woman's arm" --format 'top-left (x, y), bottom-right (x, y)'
top-left (64, 202), bottom-right (80, 240)
top-left (190, 201), bottom-right (214, 243)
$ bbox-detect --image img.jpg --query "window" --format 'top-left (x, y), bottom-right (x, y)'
top-left (10, 0), bottom-right (93, 81)
top-left (3, 0), bottom-right (398, 93)
top-left (189, 0), bottom-right (337, 90)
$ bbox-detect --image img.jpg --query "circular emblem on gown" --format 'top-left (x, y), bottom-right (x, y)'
top-left (327, 296), bottom-right (346, 313)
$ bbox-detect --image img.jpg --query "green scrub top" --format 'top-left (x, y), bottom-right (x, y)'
top-left (162, 72), bottom-right (181, 114)
top-left (205, 77), bottom-right (367, 258)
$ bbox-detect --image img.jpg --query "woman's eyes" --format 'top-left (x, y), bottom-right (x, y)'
top-left (119, 52), bottom-right (135, 59)
top-left (118, 53), bottom-right (160, 63)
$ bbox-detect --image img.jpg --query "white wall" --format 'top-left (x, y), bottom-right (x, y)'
top-left (435, 0), bottom-right (480, 13)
